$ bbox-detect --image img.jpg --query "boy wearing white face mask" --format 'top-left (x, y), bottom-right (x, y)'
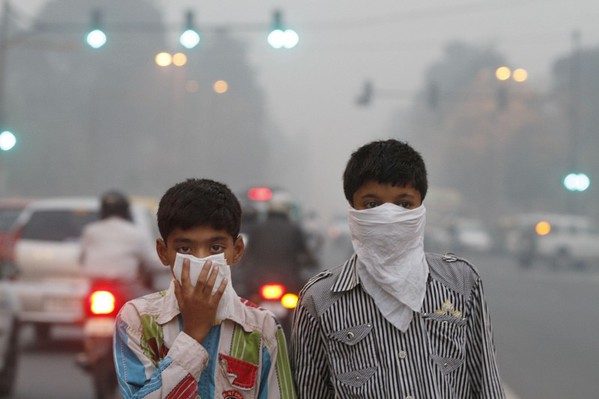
top-left (114, 178), bottom-right (296, 399)
top-left (291, 140), bottom-right (505, 398)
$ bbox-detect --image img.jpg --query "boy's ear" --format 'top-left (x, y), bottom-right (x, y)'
top-left (231, 235), bottom-right (245, 265)
top-left (156, 238), bottom-right (170, 266)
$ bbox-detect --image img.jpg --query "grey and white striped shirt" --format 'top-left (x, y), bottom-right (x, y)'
top-left (291, 253), bottom-right (505, 399)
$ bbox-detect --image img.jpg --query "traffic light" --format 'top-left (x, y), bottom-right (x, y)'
top-left (563, 173), bottom-right (590, 192)
top-left (267, 10), bottom-right (299, 49)
top-left (356, 80), bottom-right (373, 106)
top-left (180, 11), bottom-right (200, 49)
top-left (427, 81), bottom-right (439, 110)
top-left (86, 9), bottom-right (107, 49)
top-left (0, 131), bottom-right (16, 151)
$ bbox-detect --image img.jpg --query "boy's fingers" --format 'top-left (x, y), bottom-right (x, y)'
top-left (213, 278), bottom-right (227, 300)
top-left (197, 260), bottom-right (212, 285)
top-left (205, 263), bottom-right (219, 291)
top-left (180, 258), bottom-right (191, 286)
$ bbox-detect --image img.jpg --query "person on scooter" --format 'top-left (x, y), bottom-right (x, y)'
top-left (113, 178), bottom-right (296, 399)
top-left (243, 192), bottom-right (317, 298)
top-left (79, 190), bottom-right (159, 289)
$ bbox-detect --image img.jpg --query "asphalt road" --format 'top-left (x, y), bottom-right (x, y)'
top-left (463, 250), bottom-right (599, 399)
top-left (7, 250), bottom-right (599, 398)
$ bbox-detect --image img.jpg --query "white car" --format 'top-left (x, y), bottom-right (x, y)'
top-left (0, 280), bottom-right (19, 396)
top-left (7, 197), bottom-right (164, 341)
top-left (504, 213), bottom-right (599, 270)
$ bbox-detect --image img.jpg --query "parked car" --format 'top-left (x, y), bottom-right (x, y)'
top-left (6, 197), bottom-right (164, 341)
top-left (0, 279), bottom-right (19, 397)
top-left (504, 213), bottom-right (599, 270)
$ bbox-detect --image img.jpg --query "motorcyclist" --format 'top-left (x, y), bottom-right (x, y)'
top-left (242, 192), bottom-right (317, 296)
top-left (79, 190), bottom-right (159, 289)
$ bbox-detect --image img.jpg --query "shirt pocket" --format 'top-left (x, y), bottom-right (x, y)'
top-left (421, 313), bottom-right (467, 375)
top-left (327, 323), bottom-right (379, 393)
top-left (218, 353), bottom-right (259, 396)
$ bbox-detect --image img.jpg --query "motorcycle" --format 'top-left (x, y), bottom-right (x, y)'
top-left (75, 279), bottom-right (149, 399)
top-left (252, 280), bottom-right (299, 337)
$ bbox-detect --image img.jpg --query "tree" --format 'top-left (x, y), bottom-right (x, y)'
top-left (399, 41), bottom-right (564, 222)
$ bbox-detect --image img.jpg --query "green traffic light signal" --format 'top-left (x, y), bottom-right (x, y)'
top-left (267, 10), bottom-right (299, 49)
top-left (563, 173), bottom-right (590, 192)
top-left (180, 11), bottom-right (200, 49)
top-left (86, 9), bottom-right (107, 49)
top-left (0, 131), bottom-right (16, 151)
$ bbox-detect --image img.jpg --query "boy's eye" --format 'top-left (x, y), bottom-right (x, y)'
top-left (397, 201), bottom-right (411, 209)
top-left (365, 201), bottom-right (379, 209)
top-left (210, 244), bottom-right (225, 253)
top-left (177, 246), bottom-right (192, 254)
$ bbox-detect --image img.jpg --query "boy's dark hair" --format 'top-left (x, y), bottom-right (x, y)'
top-left (343, 139), bottom-right (428, 205)
top-left (157, 178), bottom-right (242, 241)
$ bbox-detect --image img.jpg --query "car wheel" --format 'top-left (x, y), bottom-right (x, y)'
top-left (34, 324), bottom-right (51, 343)
top-left (552, 249), bottom-right (572, 270)
top-left (0, 319), bottom-right (19, 397)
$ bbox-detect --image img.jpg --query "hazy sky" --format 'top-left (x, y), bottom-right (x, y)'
top-left (15, 0), bottom-right (599, 218)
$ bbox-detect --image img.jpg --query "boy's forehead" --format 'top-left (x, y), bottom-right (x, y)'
top-left (168, 226), bottom-right (233, 242)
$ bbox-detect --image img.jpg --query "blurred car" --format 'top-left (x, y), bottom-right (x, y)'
top-left (0, 198), bottom-right (31, 273)
top-left (447, 218), bottom-right (494, 253)
top-left (504, 213), bottom-right (599, 270)
top-left (0, 279), bottom-right (19, 396)
top-left (6, 197), bottom-right (163, 341)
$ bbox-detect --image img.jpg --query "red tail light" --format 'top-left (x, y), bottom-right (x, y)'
top-left (89, 290), bottom-right (116, 315)
top-left (247, 187), bottom-right (272, 202)
top-left (260, 283), bottom-right (286, 300)
top-left (3, 228), bottom-right (21, 265)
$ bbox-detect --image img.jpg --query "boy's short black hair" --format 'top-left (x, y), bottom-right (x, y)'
top-left (343, 139), bottom-right (428, 205)
top-left (157, 178), bottom-right (242, 242)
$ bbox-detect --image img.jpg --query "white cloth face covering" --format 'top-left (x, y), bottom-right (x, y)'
top-left (348, 203), bottom-right (429, 332)
top-left (173, 252), bottom-right (238, 321)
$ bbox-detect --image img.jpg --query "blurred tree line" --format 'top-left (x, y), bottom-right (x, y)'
top-left (394, 41), bottom-right (598, 223)
top-left (3, 0), bottom-right (285, 198)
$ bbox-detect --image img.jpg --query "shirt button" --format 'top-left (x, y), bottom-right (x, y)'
top-left (346, 332), bottom-right (355, 340)
top-left (398, 350), bottom-right (407, 359)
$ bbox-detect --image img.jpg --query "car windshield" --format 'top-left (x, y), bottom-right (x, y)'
top-left (20, 209), bottom-right (99, 242)
top-left (0, 209), bottom-right (24, 232)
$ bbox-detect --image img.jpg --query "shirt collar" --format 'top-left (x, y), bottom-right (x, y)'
top-left (331, 254), bottom-right (360, 293)
top-left (331, 253), bottom-right (432, 294)
top-left (156, 280), bottom-right (255, 332)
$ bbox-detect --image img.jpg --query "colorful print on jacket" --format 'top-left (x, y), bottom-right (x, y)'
top-left (114, 282), bottom-right (297, 399)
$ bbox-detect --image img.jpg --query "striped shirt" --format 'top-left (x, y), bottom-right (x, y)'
top-left (291, 253), bottom-right (505, 399)
top-left (114, 282), bottom-right (297, 399)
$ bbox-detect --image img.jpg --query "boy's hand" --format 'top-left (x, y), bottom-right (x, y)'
top-left (173, 258), bottom-right (227, 344)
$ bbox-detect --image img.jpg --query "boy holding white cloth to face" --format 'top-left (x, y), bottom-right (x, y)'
top-left (291, 139), bottom-right (505, 398)
top-left (114, 178), bottom-right (296, 399)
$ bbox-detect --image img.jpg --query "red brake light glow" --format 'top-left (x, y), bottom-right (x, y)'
top-left (247, 187), bottom-right (272, 202)
top-left (90, 290), bottom-right (116, 315)
top-left (260, 284), bottom-right (285, 300)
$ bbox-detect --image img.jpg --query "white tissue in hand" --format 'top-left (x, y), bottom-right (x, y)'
top-left (172, 253), bottom-right (238, 320)
top-left (173, 253), bottom-right (227, 289)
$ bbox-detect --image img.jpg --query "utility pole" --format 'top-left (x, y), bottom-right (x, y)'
top-left (568, 30), bottom-right (582, 211)
top-left (0, 0), bottom-right (10, 130)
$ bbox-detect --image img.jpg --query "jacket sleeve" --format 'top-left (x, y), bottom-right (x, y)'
top-left (113, 303), bottom-right (209, 399)
top-left (291, 296), bottom-right (334, 399)
top-left (465, 278), bottom-right (506, 399)
top-left (258, 319), bottom-right (297, 399)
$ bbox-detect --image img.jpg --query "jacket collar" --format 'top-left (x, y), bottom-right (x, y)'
top-left (331, 253), bottom-right (432, 294)
top-left (331, 254), bottom-right (360, 293)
